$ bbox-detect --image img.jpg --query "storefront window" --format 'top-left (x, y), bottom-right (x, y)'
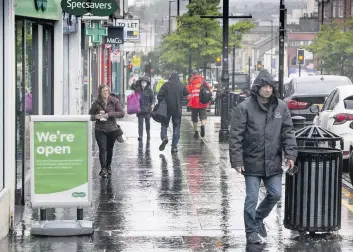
top-left (15, 20), bottom-right (34, 204)
top-left (0, 0), bottom-right (4, 191)
top-left (42, 26), bottom-right (53, 115)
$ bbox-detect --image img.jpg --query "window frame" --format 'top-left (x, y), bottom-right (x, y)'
top-left (338, 0), bottom-right (344, 17)
top-left (322, 90), bottom-right (337, 111)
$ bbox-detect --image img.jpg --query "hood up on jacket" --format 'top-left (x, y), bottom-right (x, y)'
top-left (169, 73), bottom-right (181, 84)
top-left (250, 69), bottom-right (278, 99)
top-left (135, 76), bottom-right (151, 87)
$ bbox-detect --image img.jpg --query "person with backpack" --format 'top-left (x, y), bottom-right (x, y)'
top-left (131, 76), bottom-right (155, 141)
top-left (186, 70), bottom-right (212, 138)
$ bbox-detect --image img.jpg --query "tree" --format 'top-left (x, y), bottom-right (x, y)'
top-left (158, 0), bottom-right (254, 76)
top-left (307, 18), bottom-right (353, 79)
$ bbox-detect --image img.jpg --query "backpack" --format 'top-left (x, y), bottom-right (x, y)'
top-left (199, 83), bottom-right (212, 104)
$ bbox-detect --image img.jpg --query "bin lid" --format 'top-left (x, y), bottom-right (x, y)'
top-left (295, 125), bottom-right (342, 142)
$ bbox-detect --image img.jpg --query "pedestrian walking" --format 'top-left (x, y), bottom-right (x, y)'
top-left (186, 70), bottom-right (212, 138)
top-left (229, 70), bottom-right (297, 244)
top-left (89, 85), bottom-right (125, 178)
top-left (157, 73), bottom-right (189, 153)
top-left (131, 76), bottom-right (155, 141)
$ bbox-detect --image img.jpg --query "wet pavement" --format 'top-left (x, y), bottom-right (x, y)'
top-left (2, 115), bottom-right (353, 251)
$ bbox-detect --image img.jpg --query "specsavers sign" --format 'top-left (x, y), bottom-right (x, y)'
top-left (61, 0), bottom-right (118, 16)
top-left (30, 116), bottom-right (92, 208)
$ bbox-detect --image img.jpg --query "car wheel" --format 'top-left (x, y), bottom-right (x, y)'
top-left (349, 149), bottom-right (353, 186)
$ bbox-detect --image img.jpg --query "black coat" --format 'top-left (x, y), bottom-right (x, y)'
top-left (229, 70), bottom-right (298, 177)
top-left (157, 73), bottom-right (189, 117)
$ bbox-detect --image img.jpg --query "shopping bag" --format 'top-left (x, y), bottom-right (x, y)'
top-left (127, 92), bottom-right (141, 114)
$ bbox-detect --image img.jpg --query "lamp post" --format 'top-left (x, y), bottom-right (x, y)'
top-left (315, 0), bottom-right (330, 74)
top-left (169, 1), bottom-right (175, 35)
top-left (278, 0), bottom-right (286, 99)
top-left (200, 1), bottom-right (251, 142)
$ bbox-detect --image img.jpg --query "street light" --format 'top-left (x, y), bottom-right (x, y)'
top-left (169, 1), bottom-right (175, 35)
top-left (315, 0), bottom-right (330, 74)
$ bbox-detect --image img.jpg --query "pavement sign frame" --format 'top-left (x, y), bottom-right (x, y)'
top-left (30, 115), bottom-right (93, 236)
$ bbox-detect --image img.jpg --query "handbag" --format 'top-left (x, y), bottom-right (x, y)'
top-left (116, 124), bottom-right (123, 137)
top-left (151, 99), bottom-right (168, 123)
top-left (127, 92), bottom-right (141, 114)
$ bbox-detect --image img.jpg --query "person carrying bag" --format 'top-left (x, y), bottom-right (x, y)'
top-left (131, 76), bottom-right (155, 141)
top-left (89, 85), bottom-right (125, 178)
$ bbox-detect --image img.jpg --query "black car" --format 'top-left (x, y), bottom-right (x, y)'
top-left (283, 75), bottom-right (353, 123)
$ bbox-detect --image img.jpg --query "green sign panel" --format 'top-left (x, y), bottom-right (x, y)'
top-left (35, 0), bottom-right (48, 11)
top-left (61, 0), bottom-right (119, 16)
top-left (85, 22), bottom-right (108, 43)
top-left (33, 121), bottom-right (88, 195)
top-left (16, 0), bottom-right (61, 20)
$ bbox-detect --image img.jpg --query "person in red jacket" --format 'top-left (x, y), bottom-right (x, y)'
top-left (186, 70), bottom-right (212, 138)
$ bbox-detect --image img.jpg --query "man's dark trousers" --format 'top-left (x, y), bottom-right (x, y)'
top-left (161, 116), bottom-right (181, 148)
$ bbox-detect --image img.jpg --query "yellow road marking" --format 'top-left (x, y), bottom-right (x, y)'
top-left (342, 188), bottom-right (353, 199)
top-left (342, 188), bottom-right (353, 212)
top-left (342, 199), bottom-right (353, 212)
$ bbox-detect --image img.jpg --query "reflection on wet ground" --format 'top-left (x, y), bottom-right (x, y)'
top-left (2, 116), bottom-right (353, 251)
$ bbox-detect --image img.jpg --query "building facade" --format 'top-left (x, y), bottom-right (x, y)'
top-left (0, 0), bottom-right (16, 239)
top-left (14, 0), bottom-right (64, 210)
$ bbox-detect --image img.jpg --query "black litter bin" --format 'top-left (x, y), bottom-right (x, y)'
top-left (284, 125), bottom-right (343, 233)
top-left (292, 116), bottom-right (306, 131)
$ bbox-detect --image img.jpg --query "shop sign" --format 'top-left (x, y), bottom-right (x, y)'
top-left (30, 116), bottom-right (92, 208)
top-left (132, 57), bottom-right (141, 67)
top-left (114, 19), bottom-right (140, 41)
top-left (16, 0), bottom-right (61, 20)
top-left (61, 0), bottom-right (118, 16)
top-left (106, 27), bottom-right (124, 45)
top-left (85, 22), bottom-right (108, 44)
top-left (111, 48), bottom-right (121, 63)
top-left (35, 0), bottom-right (48, 11)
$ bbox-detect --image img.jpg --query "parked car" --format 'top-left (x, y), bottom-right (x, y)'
top-left (283, 75), bottom-right (353, 123)
top-left (311, 85), bottom-right (353, 174)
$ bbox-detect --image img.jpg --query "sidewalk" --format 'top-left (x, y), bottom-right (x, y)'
top-left (1, 115), bottom-right (353, 251)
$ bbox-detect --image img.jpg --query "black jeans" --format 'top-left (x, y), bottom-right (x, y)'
top-left (161, 116), bottom-right (181, 148)
top-left (138, 115), bottom-right (151, 137)
top-left (95, 130), bottom-right (119, 169)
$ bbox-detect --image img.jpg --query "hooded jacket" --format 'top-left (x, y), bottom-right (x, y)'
top-left (158, 73), bottom-right (189, 117)
top-left (229, 70), bottom-right (297, 177)
top-left (132, 76), bottom-right (155, 115)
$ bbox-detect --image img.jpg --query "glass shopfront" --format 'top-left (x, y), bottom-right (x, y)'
top-left (15, 18), bottom-right (54, 204)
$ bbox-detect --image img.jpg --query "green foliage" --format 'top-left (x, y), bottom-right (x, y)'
top-left (144, 0), bottom-right (254, 75)
top-left (307, 18), bottom-right (353, 79)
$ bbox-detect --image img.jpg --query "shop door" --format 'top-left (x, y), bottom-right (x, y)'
top-left (15, 20), bottom-right (54, 205)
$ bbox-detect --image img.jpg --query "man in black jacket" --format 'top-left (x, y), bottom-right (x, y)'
top-left (157, 73), bottom-right (189, 153)
top-left (229, 70), bottom-right (297, 244)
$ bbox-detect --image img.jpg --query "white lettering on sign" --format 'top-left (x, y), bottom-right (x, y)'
top-left (107, 38), bottom-right (122, 44)
top-left (36, 131), bottom-right (75, 157)
top-left (116, 22), bottom-right (138, 28)
top-left (66, 0), bottom-right (112, 10)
